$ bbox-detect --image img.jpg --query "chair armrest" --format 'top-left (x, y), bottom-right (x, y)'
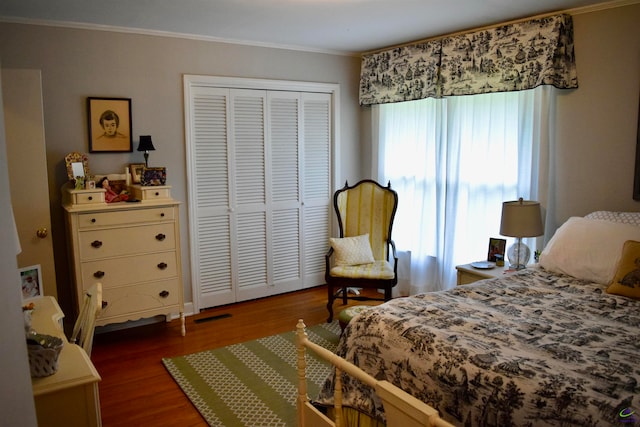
top-left (325, 247), bottom-right (334, 279)
top-left (388, 239), bottom-right (399, 277)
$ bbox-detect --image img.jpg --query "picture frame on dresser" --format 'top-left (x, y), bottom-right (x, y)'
top-left (64, 151), bottom-right (90, 183)
top-left (87, 97), bottom-right (133, 153)
top-left (129, 163), bottom-right (145, 184)
top-left (141, 167), bottom-right (167, 186)
top-left (20, 264), bottom-right (42, 300)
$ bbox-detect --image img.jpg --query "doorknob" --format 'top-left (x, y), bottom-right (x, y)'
top-left (36, 227), bottom-right (48, 239)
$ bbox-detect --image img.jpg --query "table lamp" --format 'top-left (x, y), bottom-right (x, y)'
top-left (137, 135), bottom-right (155, 167)
top-left (499, 198), bottom-right (543, 270)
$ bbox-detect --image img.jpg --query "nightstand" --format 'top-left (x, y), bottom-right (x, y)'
top-left (456, 263), bottom-right (510, 285)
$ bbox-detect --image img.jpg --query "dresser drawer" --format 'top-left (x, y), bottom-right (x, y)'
top-left (70, 189), bottom-right (106, 205)
top-left (81, 251), bottom-right (178, 287)
top-left (77, 207), bottom-right (175, 229)
top-left (98, 279), bottom-right (180, 321)
top-left (129, 185), bottom-right (171, 201)
top-left (79, 224), bottom-right (175, 260)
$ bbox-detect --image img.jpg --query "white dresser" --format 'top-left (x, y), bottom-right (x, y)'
top-left (62, 184), bottom-right (185, 335)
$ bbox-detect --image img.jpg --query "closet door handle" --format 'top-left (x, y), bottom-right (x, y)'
top-left (159, 290), bottom-right (169, 298)
top-left (155, 233), bottom-right (166, 241)
top-left (91, 240), bottom-right (103, 248)
top-left (157, 262), bottom-right (168, 270)
top-left (93, 271), bottom-right (105, 278)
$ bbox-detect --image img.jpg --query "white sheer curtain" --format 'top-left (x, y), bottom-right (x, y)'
top-left (374, 86), bottom-right (555, 294)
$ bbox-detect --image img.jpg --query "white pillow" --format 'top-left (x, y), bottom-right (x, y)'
top-left (329, 234), bottom-right (375, 266)
top-left (539, 217), bottom-right (640, 284)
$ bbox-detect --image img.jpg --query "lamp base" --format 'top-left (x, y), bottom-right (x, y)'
top-left (507, 238), bottom-right (530, 270)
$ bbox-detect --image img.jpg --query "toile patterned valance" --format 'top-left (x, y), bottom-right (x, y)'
top-left (359, 14), bottom-right (578, 106)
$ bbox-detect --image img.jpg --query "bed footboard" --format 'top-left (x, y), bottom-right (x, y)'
top-left (296, 319), bottom-right (453, 427)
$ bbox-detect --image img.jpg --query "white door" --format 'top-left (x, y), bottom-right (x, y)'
top-left (301, 93), bottom-right (332, 288)
top-left (2, 69), bottom-right (57, 298)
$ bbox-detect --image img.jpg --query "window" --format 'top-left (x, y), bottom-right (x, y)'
top-left (375, 87), bottom-right (552, 292)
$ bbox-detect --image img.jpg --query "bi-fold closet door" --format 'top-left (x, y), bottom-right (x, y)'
top-left (185, 82), bottom-right (332, 310)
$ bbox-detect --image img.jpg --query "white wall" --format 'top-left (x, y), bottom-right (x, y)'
top-left (0, 68), bottom-right (38, 427)
top-left (0, 24), bottom-right (362, 316)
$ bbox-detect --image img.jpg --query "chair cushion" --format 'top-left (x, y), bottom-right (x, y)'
top-left (338, 305), bottom-right (372, 329)
top-left (329, 234), bottom-right (375, 266)
top-left (330, 260), bottom-right (395, 279)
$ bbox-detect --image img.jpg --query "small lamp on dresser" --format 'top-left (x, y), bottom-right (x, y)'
top-left (137, 135), bottom-right (155, 167)
top-left (499, 197), bottom-right (544, 270)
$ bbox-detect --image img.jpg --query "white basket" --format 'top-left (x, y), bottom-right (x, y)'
top-left (27, 334), bottom-right (64, 377)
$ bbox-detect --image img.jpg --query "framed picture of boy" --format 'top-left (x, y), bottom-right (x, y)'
top-left (87, 97), bottom-right (133, 153)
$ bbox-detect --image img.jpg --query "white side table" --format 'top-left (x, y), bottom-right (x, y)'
top-left (455, 263), bottom-right (512, 285)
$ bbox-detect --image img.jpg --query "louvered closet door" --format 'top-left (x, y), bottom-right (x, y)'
top-left (269, 92), bottom-right (303, 293)
top-left (301, 93), bottom-right (332, 288)
top-left (186, 81), bottom-right (333, 310)
top-left (188, 87), bottom-right (235, 308)
top-left (231, 89), bottom-right (271, 302)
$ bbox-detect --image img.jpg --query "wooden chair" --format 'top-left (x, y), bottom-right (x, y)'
top-left (70, 283), bottom-right (103, 356)
top-left (325, 180), bottom-right (398, 322)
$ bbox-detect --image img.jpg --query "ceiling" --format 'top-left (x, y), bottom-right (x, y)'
top-left (0, 0), bottom-right (618, 54)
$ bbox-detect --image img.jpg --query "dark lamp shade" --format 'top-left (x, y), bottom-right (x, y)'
top-left (137, 135), bottom-right (155, 152)
top-left (500, 198), bottom-right (544, 238)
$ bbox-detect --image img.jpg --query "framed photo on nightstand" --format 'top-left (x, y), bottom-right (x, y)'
top-left (487, 237), bottom-right (506, 262)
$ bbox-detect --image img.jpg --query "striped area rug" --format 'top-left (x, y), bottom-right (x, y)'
top-left (162, 321), bottom-right (341, 426)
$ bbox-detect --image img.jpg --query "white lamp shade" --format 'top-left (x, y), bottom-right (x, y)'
top-left (500, 199), bottom-right (544, 238)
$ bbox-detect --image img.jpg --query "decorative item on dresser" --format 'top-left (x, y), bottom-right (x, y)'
top-left (137, 135), bottom-right (155, 167)
top-left (62, 181), bottom-right (185, 336)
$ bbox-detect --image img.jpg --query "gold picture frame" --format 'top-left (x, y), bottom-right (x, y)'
top-left (129, 163), bottom-right (145, 184)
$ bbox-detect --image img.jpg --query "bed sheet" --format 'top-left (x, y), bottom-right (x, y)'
top-left (315, 267), bottom-right (640, 426)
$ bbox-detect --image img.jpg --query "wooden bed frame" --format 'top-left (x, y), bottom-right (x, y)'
top-left (295, 320), bottom-right (454, 427)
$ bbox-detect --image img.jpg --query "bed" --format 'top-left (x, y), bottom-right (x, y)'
top-left (300, 212), bottom-right (640, 426)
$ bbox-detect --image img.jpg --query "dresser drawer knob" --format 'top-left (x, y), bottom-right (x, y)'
top-left (102, 301), bottom-right (108, 309)
top-left (91, 240), bottom-right (103, 248)
top-left (155, 233), bottom-right (166, 241)
top-left (93, 271), bottom-right (105, 278)
top-left (155, 191), bottom-right (160, 196)
top-left (159, 290), bottom-right (169, 298)
top-left (157, 262), bottom-right (168, 270)
top-left (160, 212), bottom-right (165, 217)
top-left (88, 196), bottom-right (93, 201)
top-left (91, 218), bottom-right (96, 223)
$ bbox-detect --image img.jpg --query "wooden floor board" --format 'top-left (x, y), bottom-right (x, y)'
top-left (91, 285), bottom-right (382, 426)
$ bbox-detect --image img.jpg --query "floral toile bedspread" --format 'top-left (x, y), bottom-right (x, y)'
top-left (315, 267), bottom-right (640, 426)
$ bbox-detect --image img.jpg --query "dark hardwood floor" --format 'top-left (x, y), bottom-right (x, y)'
top-left (91, 285), bottom-right (382, 427)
